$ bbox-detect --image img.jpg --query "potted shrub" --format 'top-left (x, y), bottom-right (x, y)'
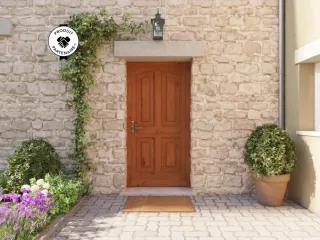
top-left (244, 124), bottom-right (297, 206)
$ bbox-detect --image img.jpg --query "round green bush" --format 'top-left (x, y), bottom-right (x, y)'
top-left (4, 138), bottom-right (62, 192)
top-left (244, 124), bottom-right (297, 176)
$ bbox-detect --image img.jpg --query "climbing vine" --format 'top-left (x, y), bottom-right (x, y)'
top-left (60, 11), bottom-right (146, 178)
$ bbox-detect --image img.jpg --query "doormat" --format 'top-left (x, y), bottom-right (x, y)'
top-left (122, 196), bottom-right (195, 212)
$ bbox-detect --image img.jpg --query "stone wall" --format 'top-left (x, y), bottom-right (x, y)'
top-left (0, 0), bottom-right (279, 194)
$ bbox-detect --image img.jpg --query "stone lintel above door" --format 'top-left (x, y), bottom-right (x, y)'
top-left (113, 41), bottom-right (206, 62)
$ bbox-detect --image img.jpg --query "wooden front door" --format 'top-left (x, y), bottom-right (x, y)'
top-left (127, 62), bottom-right (191, 187)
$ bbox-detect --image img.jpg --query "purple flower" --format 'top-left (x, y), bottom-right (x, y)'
top-left (0, 217), bottom-right (6, 225)
top-left (13, 225), bottom-right (20, 232)
top-left (4, 233), bottom-right (11, 239)
top-left (38, 206), bottom-right (48, 212)
top-left (21, 188), bottom-right (28, 194)
top-left (0, 186), bottom-right (55, 238)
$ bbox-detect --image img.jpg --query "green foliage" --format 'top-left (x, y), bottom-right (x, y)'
top-left (4, 139), bottom-right (62, 192)
top-left (0, 172), bottom-right (7, 193)
top-left (60, 11), bottom-right (146, 177)
top-left (31, 173), bottom-right (89, 217)
top-left (244, 124), bottom-right (298, 176)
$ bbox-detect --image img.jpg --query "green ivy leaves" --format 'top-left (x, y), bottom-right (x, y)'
top-left (60, 11), bottom-right (146, 178)
top-left (244, 124), bottom-right (298, 176)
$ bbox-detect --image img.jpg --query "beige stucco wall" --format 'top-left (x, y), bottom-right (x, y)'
top-left (285, 0), bottom-right (320, 215)
top-left (0, 0), bottom-right (279, 194)
top-left (291, 0), bottom-right (320, 49)
top-left (289, 136), bottom-right (320, 215)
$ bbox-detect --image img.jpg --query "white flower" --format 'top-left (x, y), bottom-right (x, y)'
top-left (30, 185), bottom-right (39, 192)
top-left (36, 179), bottom-right (44, 186)
top-left (42, 183), bottom-right (50, 189)
top-left (21, 184), bottom-right (31, 192)
top-left (41, 189), bottom-right (48, 196)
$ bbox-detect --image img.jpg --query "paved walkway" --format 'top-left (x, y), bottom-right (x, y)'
top-left (52, 194), bottom-right (320, 240)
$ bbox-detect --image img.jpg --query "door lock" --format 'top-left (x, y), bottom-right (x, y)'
top-left (131, 120), bottom-right (135, 134)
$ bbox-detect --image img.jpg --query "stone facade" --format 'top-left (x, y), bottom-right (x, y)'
top-left (0, 0), bottom-right (279, 194)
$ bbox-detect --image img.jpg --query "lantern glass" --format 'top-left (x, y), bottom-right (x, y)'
top-left (153, 21), bottom-right (162, 37)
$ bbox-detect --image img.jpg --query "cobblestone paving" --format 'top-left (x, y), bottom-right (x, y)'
top-left (52, 194), bottom-right (320, 240)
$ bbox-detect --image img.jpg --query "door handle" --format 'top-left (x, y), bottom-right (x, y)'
top-left (131, 120), bottom-right (135, 134)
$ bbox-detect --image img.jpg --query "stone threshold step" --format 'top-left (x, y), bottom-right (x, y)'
top-left (120, 187), bottom-right (197, 196)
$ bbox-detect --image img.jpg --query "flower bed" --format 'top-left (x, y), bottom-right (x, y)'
top-left (0, 175), bottom-right (88, 240)
top-left (0, 180), bottom-right (53, 239)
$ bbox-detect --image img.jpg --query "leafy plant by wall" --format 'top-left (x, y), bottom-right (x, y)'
top-left (4, 138), bottom-right (62, 192)
top-left (244, 124), bottom-right (297, 176)
top-left (60, 11), bottom-right (146, 177)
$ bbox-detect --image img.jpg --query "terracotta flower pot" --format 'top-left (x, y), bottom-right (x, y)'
top-left (255, 174), bottom-right (290, 207)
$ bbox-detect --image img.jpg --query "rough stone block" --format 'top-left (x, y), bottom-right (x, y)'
top-left (248, 110), bottom-right (261, 119)
top-left (167, 0), bottom-right (185, 5)
top-left (224, 43), bottom-right (243, 54)
top-left (113, 173), bottom-right (124, 188)
top-left (56, 0), bottom-right (81, 7)
top-left (34, 0), bottom-right (53, 6)
top-left (200, 63), bottom-right (213, 75)
top-left (207, 175), bottom-right (223, 187)
top-left (204, 32), bottom-right (220, 41)
top-left (187, 0), bottom-right (214, 7)
top-left (133, 0), bottom-right (158, 7)
top-left (6, 83), bottom-right (27, 95)
top-left (215, 64), bottom-right (234, 73)
top-left (20, 17), bottom-right (45, 26)
top-left (39, 82), bottom-right (66, 96)
top-left (0, 63), bottom-right (11, 74)
top-left (219, 83), bottom-right (238, 94)
top-left (223, 175), bottom-right (242, 187)
top-left (229, 16), bottom-right (244, 25)
top-left (239, 83), bottom-right (262, 94)
top-left (261, 62), bottom-right (277, 74)
top-left (170, 33), bottom-right (194, 41)
top-left (12, 119), bottom-right (31, 131)
top-left (183, 17), bottom-right (208, 26)
top-left (20, 33), bottom-right (37, 41)
top-left (103, 120), bottom-right (123, 130)
top-left (244, 42), bottom-right (261, 54)
top-left (245, 16), bottom-right (261, 25)
top-left (117, 0), bottom-right (133, 6)
top-left (13, 63), bottom-right (34, 74)
top-left (249, 0), bottom-right (265, 6)
top-left (235, 63), bottom-right (259, 74)
top-left (210, 16), bottom-right (228, 26)
top-left (222, 0), bottom-right (249, 6)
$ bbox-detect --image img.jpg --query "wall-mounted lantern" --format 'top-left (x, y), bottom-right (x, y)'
top-left (151, 9), bottom-right (165, 40)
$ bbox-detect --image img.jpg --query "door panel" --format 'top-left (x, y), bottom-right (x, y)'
top-left (161, 137), bottom-right (181, 171)
top-left (136, 137), bottom-right (155, 172)
top-left (136, 72), bottom-right (155, 127)
top-left (127, 62), bottom-right (191, 187)
top-left (161, 73), bottom-right (180, 128)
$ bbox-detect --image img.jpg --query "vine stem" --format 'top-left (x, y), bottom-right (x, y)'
top-left (60, 11), bottom-right (147, 178)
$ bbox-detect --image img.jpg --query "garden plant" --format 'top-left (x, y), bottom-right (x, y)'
top-left (0, 180), bottom-right (54, 240)
top-left (3, 138), bottom-right (61, 193)
top-left (244, 123), bottom-right (298, 206)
